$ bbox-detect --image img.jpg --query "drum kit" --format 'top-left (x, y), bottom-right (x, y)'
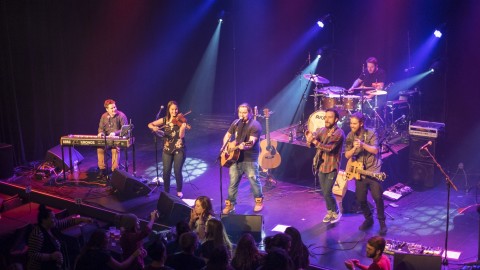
top-left (303, 74), bottom-right (390, 135)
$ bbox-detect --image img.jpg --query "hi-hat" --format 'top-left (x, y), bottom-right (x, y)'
top-left (303, 74), bottom-right (330, 84)
top-left (367, 89), bottom-right (388, 96)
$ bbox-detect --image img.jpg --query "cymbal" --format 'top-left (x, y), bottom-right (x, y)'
top-left (303, 74), bottom-right (330, 84)
top-left (351, 86), bottom-right (375, 91)
top-left (317, 86), bottom-right (345, 94)
top-left (367, 90), bottom-right (388, 96)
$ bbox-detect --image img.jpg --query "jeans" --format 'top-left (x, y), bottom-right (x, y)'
top-left (355, 177), bottom-right (385, 221)
top-left (319, 170), bottom-right (339, 213)
top-left (97, 147), bottom-right (120, 171)
top-left (227, 161), bottom-right (263, 204)
top-left (162, 149), bottom-right (186, 193)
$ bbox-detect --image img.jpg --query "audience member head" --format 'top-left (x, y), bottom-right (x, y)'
top-left (263, 235), bottom-right (274, 253)
top-left (175, 220), bottom-right (191, 242)
top-left (205, 218), bottom-right (232, 249)
top-left (86, 229), bottom-right (109, 249)
top-left (262, 247), bottom-right (294, 270)
top-left (194, 195), bottom-right (215, 220)
top-left (366, 236), bottom-right (386, 258)
top-left (205, 245), bottom-right (232, 270)
top-left (119, 213), bottom-right (140, 233)
top-left (271, 233), bottom-right (292, 252)
top-left (232, 233), bottom-right (261, 270)
top-left (37, 204), bottom-right (55, 229)
top-left (148, 238), bottom-right (168, 263)
top-left (285, 226), bottom-right (310, 269)
top-left (179, 232), bottom-right (199, 254)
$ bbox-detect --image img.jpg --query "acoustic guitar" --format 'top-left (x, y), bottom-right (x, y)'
top-left (221, 141), bottom-right (252, 168)
top-left (258, 108), bottom-right (281, 170)
top-left (345, 159), bottom-right (387, 181)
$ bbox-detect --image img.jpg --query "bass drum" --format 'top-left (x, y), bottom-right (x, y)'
top-left (307, 110), bottom-right (326, 134)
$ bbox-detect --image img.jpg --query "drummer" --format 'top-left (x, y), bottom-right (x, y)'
top-left (348, 57), bottom-right (386, 99)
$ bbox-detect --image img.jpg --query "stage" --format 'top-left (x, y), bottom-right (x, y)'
top-left (1, 114), bottom-right (478, 270)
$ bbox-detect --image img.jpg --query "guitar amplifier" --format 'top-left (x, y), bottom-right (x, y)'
top-left (408, 120), bottom-right (445, 138)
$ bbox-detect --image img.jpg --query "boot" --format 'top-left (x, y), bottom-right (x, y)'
top-left (97, 169), bottom-right (106, 179)
top-left (253, 198), bottom-right (264, 212)
top-left (379, 220), bottom-right (388, 235)
top-left (222, 200), bottom-right (235, 215)
top-left (358, 218), bottom-right (374, 231)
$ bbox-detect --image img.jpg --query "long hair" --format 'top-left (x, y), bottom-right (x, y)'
top-left (166, 100), bottom-right (178, 121)
top-left (205, 219), bottom-right (232, 253)
top-left (285, 227), bottom-right (310, 269)
top-left (195, 196), bottom-right (215, 221)
top-left (37, 204), bottom-right (52, 224)
top-left (232, 233), bottom-right (262, 270)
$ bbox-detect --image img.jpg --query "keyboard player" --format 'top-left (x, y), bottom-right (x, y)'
top-left (97, 99), bottom-right (128, 179)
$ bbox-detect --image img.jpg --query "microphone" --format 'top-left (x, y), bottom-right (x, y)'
top-left (393, 115), bottom-right (406, 124)
top-left (156, 105), bottom-right (164, 119)
top-left (419, 141), bottom-right (432, 151)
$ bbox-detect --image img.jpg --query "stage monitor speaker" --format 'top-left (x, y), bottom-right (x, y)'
top-left (393, 253), bottom-right (442, 270)
top-left (156, 191), bottom-right (191, 226)
top-left (221, 214), bottom-right (263, 244)
top-left (409, 136), bottom-right (436, 163)
top-left (45, 145), bottom-right (84, 170)
top-left (409, 160), bottom-right (435, 188)
top-left (0, 143), bottom-right (14, 179)
top-left (111, 170), bottom-right (151, 200)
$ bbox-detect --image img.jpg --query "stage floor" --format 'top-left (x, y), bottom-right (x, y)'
top-left (1, 114), bottom-right (478, 269)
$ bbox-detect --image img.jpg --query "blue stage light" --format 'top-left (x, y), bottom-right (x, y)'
top-left (434, 29), bottom-right (442, 38)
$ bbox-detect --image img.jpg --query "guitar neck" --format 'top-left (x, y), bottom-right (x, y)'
top-left (265, 117), bottom-right (271, 147)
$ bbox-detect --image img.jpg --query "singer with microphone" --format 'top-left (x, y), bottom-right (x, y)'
top-left (221, 103), bottom-right (264, 214)
top-left (97, 99), bottom-right (128, 179)
top-left (148, 101), bottom-right (187, 198)
top-left (344, 112), bottom-right (387, 235)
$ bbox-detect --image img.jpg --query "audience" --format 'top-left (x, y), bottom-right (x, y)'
top-left (204, 245), bottom-right (234, 270)
top-left (144, 238), bottom-right (173, 270)
top-left (285, 227), bottom-right (310, 270)
top-left (119, 210), bottom-right (157, 270)
top-left (165, 232), bottom-right (205, 270)
top-left (200, 218), bottom-right (233, 262)
top-left (75, 229), bottom-right (143, 270)
top-left (189, 196), bottom-right (215, 242)
top-left (166, 220), bottom-right (191, 255)
top-left (258, 247), bottom-right (294, 270)
top-left (231, 233), bottom-right (264, 270)
top-left (27, 204), bottom-right (91, 270)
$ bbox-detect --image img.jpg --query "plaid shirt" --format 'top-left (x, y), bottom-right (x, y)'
top-left (312, 125), bottom-right (345, 174)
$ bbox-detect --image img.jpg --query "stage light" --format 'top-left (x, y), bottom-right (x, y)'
top-left (316, 14), bottom-right (331, 29)
top-left (218, 18), bottom-right (223, 23)
top-left (218, 10), bottom-right (225, 23)
top-left (433, 30), bottom-right (442, 38)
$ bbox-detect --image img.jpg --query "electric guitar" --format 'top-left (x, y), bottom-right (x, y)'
top-left (345, 159), bottom-right (387, 181)
top-left (221, 141), bottom-right (252, 168)
top-left (258, 108), bottom-right (281, 170)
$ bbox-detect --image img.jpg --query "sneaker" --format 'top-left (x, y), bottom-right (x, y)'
top-left (358, 218), bottom-right (374, 231)
top-left (253, 198), bottom-right (264, 212)
top-left (330, 211), bottom-right (342, 224)
top-left (322, 211), bottom-right (333, 223)
top-left (222, 200), bottom-right (235, 215)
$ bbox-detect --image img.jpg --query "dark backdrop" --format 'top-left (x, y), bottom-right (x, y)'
top-left (1, 0), bottom-right (479, 172)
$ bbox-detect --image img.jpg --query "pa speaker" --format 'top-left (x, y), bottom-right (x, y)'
top-left (111, 170), bottom-right (151, 200)
top-left (156, 192), bottom-right (191, 226)
top-left (0, 143), bottom-right (14, 179)
top-left (221, 214), bottom-right (263, 244)
top-left (409, 160), bottom-right (435, 188)
top-left (394, 253), bottom-right (442, 270)
top-left (45, 145), bottom-right (84, 170)
top-left (409, 136), bottom-right (435, 163)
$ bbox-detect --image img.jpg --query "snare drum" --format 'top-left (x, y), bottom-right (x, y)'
top-left (342, 95), bottom-right (360, 110)
top-left (307, 110), bottom-right (326, 133)
top-left (320, 94), bottom-right (341, 109)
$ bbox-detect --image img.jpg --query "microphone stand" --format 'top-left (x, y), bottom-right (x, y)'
top-left (148, 109), bottom-right (164, 196)
top-left (422, 147), bottom-right (458, 266)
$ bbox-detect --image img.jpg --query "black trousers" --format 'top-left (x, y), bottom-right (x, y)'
top-left (355, 176), bottom-right (385, 221)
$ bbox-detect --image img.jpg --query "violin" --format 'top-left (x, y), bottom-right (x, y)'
top-left (170, 111), bottom-right (192, 130)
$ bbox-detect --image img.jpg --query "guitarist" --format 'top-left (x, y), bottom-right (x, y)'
top-left (222, 103), bottom-right (264, 214)
top-left (344, 112), bottom-right (387, 235)
top-left (305, 108), bottom-right (345, 224)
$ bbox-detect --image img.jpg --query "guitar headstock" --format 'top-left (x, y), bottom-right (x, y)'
top-left (374, 172), bottom-right (387, 181)
top-left (263, 108), bottom-right (270, 119)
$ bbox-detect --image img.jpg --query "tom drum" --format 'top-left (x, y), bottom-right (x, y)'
top-left (342, 95), bottom-right (360, 111)
top-left (320, 94), bottom-right (341, 109)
